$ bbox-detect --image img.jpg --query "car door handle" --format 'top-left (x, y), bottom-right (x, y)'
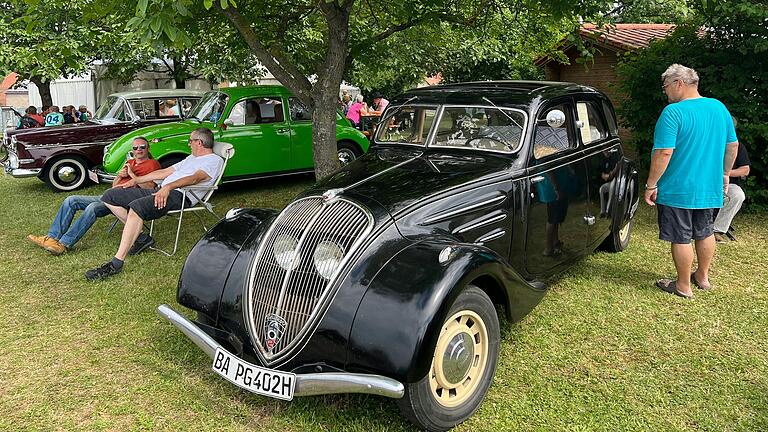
top-left (608, 148), bottom-right (619, 153)
top-left (277, 128), bottom-right (290, 134)
top-left (584, 215), bottom-right (596, 225)
top-left (530, 175), bottom-right (545, 184)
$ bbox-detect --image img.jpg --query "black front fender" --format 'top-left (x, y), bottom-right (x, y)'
top-left (346, 240), bottom-right (544, 383)
top-left (177, 208), bottom-right (278, 323)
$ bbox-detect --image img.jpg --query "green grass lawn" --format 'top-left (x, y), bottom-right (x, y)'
top-left (0, 174), bottom-right (766, 432)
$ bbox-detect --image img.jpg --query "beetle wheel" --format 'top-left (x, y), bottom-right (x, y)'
top-left (397, 285), bottom-right (500, 432)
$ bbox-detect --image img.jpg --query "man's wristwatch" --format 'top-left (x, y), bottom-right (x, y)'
top-left (645, 184), bottom-right (658, 190)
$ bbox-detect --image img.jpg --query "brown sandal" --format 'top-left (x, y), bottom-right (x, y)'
top-left (691, 272), bottom-right (712, 290)
top-left (656, 279), bottom-right (693, 299)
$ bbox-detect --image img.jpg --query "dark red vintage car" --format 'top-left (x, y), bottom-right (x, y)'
top-left (2, 89), bottom-right (202, 191)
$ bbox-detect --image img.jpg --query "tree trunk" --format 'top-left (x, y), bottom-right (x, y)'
top-left (311, 2), bottom-right (353, 180)
top-left (30, 77), bottom-right (53, 107)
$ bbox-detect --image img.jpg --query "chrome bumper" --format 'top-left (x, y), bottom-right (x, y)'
top-left (10, 168), bottom-right (41, 178)
top-left (156, 304), bottom-right (405, 399)
top-left (93, 169), bottom-right (116, 183)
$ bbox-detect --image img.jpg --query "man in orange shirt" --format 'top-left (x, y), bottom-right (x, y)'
top-left (27, 137), bottom-right (161, 255)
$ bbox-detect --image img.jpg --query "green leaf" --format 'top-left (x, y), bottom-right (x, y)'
top-left (150, 16), bottom-right (161, 33)
top-left (220, 0), bottom-right (228, 9)
top-left (137, 0), bottom-right (148, 15)
top-left (203, 0), bottom-right (213, 9)
top-left (164, 25), bottom-right (178, 42)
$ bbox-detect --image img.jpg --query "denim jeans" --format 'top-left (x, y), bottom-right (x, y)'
top-left (47, 195), bottom-right (112, 248)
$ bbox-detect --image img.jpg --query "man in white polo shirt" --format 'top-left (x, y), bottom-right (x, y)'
top-left (85, 127), bottom-right (224, 281)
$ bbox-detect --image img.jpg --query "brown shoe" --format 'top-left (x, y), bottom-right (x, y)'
top-left (42, 237), bottom-right (67, 255)
top-left (27, 234), bottom-right (48, 249)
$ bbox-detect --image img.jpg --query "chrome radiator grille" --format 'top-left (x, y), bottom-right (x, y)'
top-left (245, 196), bottom-right (373, 361)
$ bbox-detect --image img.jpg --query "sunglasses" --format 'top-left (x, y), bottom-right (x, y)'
top-left (132, 145), bottom-right (147, 150)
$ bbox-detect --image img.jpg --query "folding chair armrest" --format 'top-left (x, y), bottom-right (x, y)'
top-left (183, 185), bottom-right (218, 191)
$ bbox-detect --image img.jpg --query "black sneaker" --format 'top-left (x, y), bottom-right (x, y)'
top-left (85, 261), bottom-right (122, 281)
top-left (129, 233), bottom-right (155, 256)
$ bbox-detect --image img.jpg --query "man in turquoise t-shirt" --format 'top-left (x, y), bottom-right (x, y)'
top-left (44, 105), bottom-right (64, 126)
top-left (644, 64), bottom-right (739, 299)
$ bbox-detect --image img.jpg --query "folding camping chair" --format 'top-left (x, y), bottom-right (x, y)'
top-left (148, 142), bottom-right (235, 256)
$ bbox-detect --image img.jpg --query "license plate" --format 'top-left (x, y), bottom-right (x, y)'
top-left (88, 170), bottom-right (99, 183)
top-left (211, 348), bottom-right (295, 401)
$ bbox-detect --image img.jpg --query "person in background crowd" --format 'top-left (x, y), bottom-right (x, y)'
top-left (371, 93), bottom-right (389, 113)
top-left (714, 117), bottom-right (750, 242)
top-left (341, 93), bottom-right (352, 115)
top-left (27, 137), bottom-right (161, 255)
top-left (44, 106), bottom-right (64, 126)
top-left (84, 128), bottom-right (224, 281)
top-left (644, 64), bottom-right (738, 299)
top-left (78, 105), bottom-right (92, 122)
top-left (346, 94), bottom-right (367, 127)
top-left (40, 105), bottom-right (51, 118)
top-left (165, 99), bottom-right (180, 116)
top-left (18, 106), bottom-right (43, 128)
top-left (62, 105), bottom-right (77, 124)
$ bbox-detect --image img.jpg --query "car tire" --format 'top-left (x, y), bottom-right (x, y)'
top-left (397, 285), bottom-right (500, 432)
top-left (337, 141), bottom-right (361, 166)
top-left (45, 156), bottom-right (89, 192)
top-left (602, 217), bottom-right (633, 253)
top-left (159, 154), bottom-right (185, 169)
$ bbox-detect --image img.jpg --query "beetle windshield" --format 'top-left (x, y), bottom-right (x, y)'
top-left (187, 92), bottom-right (229, 123)
top-left (93, 96), bottom-right (133, 123)
top-left (374, 105), bottom-right (438, 146)
top-left (431, 106), bottom-right (526, 153)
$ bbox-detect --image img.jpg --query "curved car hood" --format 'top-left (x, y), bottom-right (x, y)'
top-left (305, 146), bottom-right (519, 216)
top-left (128, 120), bottom-right (199, 140)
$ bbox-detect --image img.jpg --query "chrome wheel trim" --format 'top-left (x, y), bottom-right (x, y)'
top-left (48, 158), bottom-right (86, 191)
top-left (57, 166), bottom-right (77, 183)
top-left (337, 148), bottom-right (356, 165)
top-left (619, 220), bottom-right (631, 243)
top-left (429, 310), bottom-right (489, 408)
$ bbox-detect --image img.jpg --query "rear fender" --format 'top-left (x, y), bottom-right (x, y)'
top-left (613, 158), bottom-right (639, 229)
top-left (347, 240), bottom-right (545, 383)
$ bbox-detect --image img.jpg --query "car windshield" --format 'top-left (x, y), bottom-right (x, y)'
top-left (431, 106), bottom-right (526, 153)
top-left (93, 96), bottom-right (133, 123)
top-left (187, 92), bottom-right (229, 123)
top-left (374, 105), bottom-right (438, 145)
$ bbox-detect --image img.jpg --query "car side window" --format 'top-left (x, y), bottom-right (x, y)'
top-left (254, 97), bottom-right (284, 124)
top-left (601, 100), bottom-right (619, 136)
top-left (227, 100), bottom-right (247, 126)
top-left (533, 103), bottom-right (575, 160)
top-left (576, 101), bottom-right (608, 144)
top-left (181, 98), bottom-right (199, 117)
top-left (289, 97), bottom-right (312, 122)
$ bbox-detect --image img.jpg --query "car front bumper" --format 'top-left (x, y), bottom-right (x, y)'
top-left (10, 168), bottom-right (42, 178)
top-left (156, 304), bottom-right (405, 399)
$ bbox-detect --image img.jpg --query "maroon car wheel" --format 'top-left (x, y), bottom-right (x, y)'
top-left (45, 156), bottom-right (89, 192)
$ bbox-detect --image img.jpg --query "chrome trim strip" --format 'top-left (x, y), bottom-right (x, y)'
top-left (422, 194), bottom-right (506, 225)
top-left (454, 212), bottom-right (508, 234)
top-left (29, 140), bottom-right (112, 150)
top-left (475, 229), bottom-right (506, 244)
top-left (10, 168), bottom-right (41, 178)
top-left (157, 304), bottom-right (404, 399)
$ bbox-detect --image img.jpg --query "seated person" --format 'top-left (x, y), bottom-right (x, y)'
top-left (18, 106), bottom-right (43, 128)
top-left (85, 128), bottom-right (224, 281)
top-left (245, 100), bottom-right (261, 124)
top-left (714, 138), bottom-right (750, 242)
top-left (45, 106), bottom-right (64, 126)
top-left (27, 137), bottom-right (161, 255)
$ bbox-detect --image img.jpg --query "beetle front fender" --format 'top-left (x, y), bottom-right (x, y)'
top-left (347, 240), bottom-right (541, 383)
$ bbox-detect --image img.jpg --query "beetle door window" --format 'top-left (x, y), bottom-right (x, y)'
top-left (180, 98), bottom-right (199, 117)
top-left (432, 106), bottom-right (525, 153)
top-left (533, 104), bottom-right (575, 160)
top-left (576, 101), bottom-right (608, 144)
top-left (289, 97), bottom-right (312, 122)
top-left (375, 106), bottom-right (438, 145)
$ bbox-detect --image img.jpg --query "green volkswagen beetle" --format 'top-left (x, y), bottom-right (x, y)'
top-left (98, 85), bottom-right (369, 182)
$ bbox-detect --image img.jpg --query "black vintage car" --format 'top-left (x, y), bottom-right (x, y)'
top-left (157, 81), bottom-right (639, 431)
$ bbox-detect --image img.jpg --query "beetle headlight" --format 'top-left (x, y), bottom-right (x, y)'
top-left (273, 234), bottom-right (299, 271)
top-left (313, 240), bottom-right (344, 280)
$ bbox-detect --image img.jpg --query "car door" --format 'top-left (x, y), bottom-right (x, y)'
top-left (525, 99), bottom-right (590, 276)
top-left (577, 97), bottom-right (623, 247)
top-left (287, 97), bottom-right (314, 170)
top-left (219, 96), bottom-right (292, 177)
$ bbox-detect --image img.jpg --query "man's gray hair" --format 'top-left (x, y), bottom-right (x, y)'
top-left (191, 127), bottom-right (214, 149)
top-left (356, 94), bottom-right (364, 103)
top-left (662, 64), bottom-right (699, 87)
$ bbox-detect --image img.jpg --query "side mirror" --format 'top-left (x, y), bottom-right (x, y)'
top-left (223, 119), bottom-right (235, 126)
top-left (545, 110), bottom-right (566, 128)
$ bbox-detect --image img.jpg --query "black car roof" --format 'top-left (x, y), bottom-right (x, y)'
top-left (390, 80), bottom-right (602, 108)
